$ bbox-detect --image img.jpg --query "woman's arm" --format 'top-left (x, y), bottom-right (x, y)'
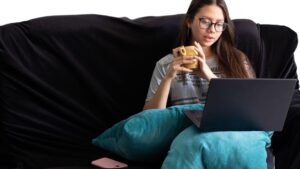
top-left (194, 41), bottom-right (218, 81)
top-left (241, 53), bottom-right (256, 78)
top-left (244, 60), bottom-right (256, 78)
top-left (143, 76), bottom-right (173, 110)
top-left (143, 47), bottom-right (195, 110)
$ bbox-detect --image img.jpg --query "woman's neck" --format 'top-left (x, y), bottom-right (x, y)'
top-left (203, 47), bottom-right (215, 59)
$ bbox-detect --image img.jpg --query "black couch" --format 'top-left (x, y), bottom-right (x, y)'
top-left (0, 14), bottom-right (299, 169)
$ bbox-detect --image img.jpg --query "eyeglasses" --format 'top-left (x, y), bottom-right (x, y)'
top-left (198, 17), bottom-right (227, 32)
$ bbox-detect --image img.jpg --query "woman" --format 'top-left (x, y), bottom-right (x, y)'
top-left (143, 0), bottom-right (270, 168)
top-left (144, 0), bottom-right (255, 110)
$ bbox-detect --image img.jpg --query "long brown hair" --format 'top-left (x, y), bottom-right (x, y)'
top-left (177, 0), bottom-right (253, 78)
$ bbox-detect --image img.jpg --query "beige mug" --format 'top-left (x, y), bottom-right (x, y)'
top-left (178, 46), bottom-right (198, 69)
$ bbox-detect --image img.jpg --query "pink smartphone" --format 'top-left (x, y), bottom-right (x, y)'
top-left (91, 157), bottom-right (128, 168)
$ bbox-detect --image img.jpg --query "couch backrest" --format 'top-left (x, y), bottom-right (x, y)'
top-left (234, 20), bottom-right (299, 81)
top-left (0, 14), bottom-right (298, 168)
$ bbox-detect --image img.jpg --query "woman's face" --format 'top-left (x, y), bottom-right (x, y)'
top-left (188, 4), bottom-right (225, 47)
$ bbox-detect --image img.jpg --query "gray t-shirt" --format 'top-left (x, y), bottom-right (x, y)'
top-left (146, 54), bottom-right (224, 105)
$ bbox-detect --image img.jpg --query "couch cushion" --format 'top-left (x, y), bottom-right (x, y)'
top-left (161, 127), bottom-right (272, 169)
top-left (92, 104), bottom-right (203, 162)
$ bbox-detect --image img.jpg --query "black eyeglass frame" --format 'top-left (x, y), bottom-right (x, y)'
top-left (198, 17), bottom-right (228, 32)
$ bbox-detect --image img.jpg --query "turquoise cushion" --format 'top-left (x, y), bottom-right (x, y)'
top-left (92, 104), bottom-right (204, 162)
top-left (161, 126), bottom-right (272, 169)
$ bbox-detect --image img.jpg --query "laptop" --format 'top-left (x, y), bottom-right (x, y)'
top-left (184, 78), bottom-right (297, 131)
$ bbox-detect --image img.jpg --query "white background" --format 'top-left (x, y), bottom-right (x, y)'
top-left (0, 0), bottom-right (299, 76)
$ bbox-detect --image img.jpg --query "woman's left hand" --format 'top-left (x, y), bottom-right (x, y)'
top-left (194, 41), bottom-right (217, 80)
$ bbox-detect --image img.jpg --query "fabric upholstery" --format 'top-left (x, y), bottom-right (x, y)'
top-left (92, 104), bottom-right (202, 162)
top-left (0, 14), bottom-right (299, 169)
top-left (161, 127), bottom-right (271, 169)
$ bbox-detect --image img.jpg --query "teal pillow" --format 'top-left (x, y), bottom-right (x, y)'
top-left (92, 104), bottom-right (204, 162)
top-left (161, 126), bottom-right (273, 169)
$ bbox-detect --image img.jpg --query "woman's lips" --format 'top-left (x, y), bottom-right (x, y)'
top-left (203, 36), bottom-right (214, 42)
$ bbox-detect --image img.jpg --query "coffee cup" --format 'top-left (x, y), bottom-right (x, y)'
top-left (178, 46), bottom-right (198, 69)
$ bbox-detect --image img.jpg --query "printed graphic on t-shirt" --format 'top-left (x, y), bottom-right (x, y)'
top-left (170, 62), bottom-right (223, 105)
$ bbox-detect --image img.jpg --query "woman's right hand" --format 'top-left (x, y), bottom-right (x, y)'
top-left (166, 46), bottom-right (197, 79)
